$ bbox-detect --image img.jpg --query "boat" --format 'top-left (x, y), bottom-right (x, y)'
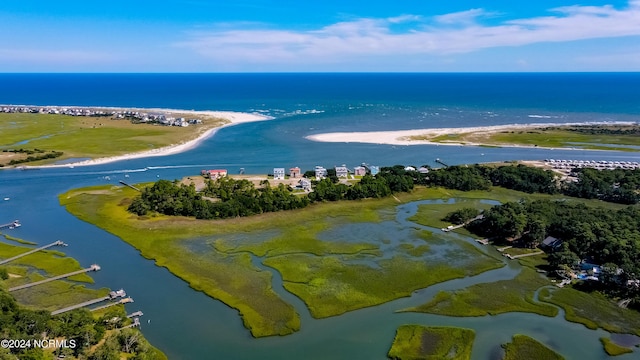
top-left (3, 197), bottom-right (9, 201)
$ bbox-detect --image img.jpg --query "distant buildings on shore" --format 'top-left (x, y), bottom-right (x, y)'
top-left (0, 105), bottom-right (203, 127)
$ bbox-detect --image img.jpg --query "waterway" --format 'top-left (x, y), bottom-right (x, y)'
top-left (1, 141), bottom-right (639, 359)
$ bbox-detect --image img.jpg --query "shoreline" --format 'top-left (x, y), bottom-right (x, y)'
top-left (305, 121), bottom-right (638, 149)
top-left (11, 106), bottom-right (274, 168)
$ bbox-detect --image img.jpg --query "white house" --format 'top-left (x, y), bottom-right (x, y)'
top-left (335, 165), bottom-right (349, 178)
top-left (315, 166), bottom-right (328, 180)
top-left (353, 166), bottom-right (366, 176)
top-left (273, 168), bottom-right (286, 180)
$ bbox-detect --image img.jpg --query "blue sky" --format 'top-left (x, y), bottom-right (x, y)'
top-left (1, 0), bottom-right (640, 72)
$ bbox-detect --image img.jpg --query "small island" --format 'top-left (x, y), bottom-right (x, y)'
top-left (387, 325), bottom-right (475, 360)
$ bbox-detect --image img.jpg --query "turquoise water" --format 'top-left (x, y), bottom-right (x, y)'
top-left (1, 73), bottom-right (640, 359)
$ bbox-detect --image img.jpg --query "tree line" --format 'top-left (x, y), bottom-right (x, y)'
top-left (129, 163), bottom-right (640, 221)
top-left (128, 178), bottom-right (309, 219)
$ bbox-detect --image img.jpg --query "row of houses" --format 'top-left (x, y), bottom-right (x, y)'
top-left (0, 105), bottom-right (203, 127)
top-left (545, 159), bottom-right (640, 171)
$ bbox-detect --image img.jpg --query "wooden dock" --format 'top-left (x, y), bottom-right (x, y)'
top-left (51, 295), bottom-right (111, 315)
top-left (51, 288), bottom-right (127, 315)
top-left (0, 240), bottom-right (67, 265)
top-left (503, 251), bottom-right (545, 260)
top-left (8, 264), bottom-right (100, 292)
top-left (91, 297), bottom-right (134, 312)
top-left (442, 215), bottom-right (484, 232)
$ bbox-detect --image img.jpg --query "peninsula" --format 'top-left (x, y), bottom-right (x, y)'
top-left (0, 105), bottom-right (272, 168)
top-left (307, 122), bottom-right (640, 152)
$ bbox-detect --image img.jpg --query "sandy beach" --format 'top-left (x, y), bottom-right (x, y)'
top-left (22, 108), bottom-right (273, 168)
top-left (306, 122), bottom-right (637, 148)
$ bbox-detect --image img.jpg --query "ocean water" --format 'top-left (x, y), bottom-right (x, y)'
top-left (1, 73), bottom-right (640, 359)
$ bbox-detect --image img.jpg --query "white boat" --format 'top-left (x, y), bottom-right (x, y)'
top-left (3, 197), bottom-right (9, 201)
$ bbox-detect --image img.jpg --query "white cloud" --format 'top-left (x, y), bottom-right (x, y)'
top-left (433, 9), bottom-right (489, 25)
top-left (176, 1), bottom-right (640, 67)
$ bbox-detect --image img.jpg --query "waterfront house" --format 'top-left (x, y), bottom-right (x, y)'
top-left (369, 166), bottom-right (380, 176)
top-left (541, 236), bottom-right (563, 251)
top-left (353, 166), bottom-right (366, 176)
top-left (418, 167), bottom-right (430, 174)
top-left (315, 166), bottom-right (328, 180)
top-left (298, 178), bottom-right (312, 191)
top-left (201, 169), bottom-right (228, 179)
top-left (335, 165), bottom-right (349, 178)
top-left (273, 168), bottom-right (286, 180)
top-left (289, 167), bottom-right (301, 178)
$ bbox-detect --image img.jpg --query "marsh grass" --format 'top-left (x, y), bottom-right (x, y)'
top-left (405, 267), bottom-right (557, 317)
top-left (387, 325), bottom-right (474, 360)
top-left (60, 185), bottom-right (504, 334)
top-left (502, 334), bottom-right (565, 360)
top-left (0, 242), bottom-right (93, 283)
top-left (539, 287), bottom-right (640, 336)
top-left (1, 233), bottom-right (37, 245)
top-left (10, 273), bottom-right (109, 311)
top-left (600, 337), bottom-right (634, 356)
top-left (265, 250), bottom-right (501, 318)
top-left (0, 241), bottom-right (107, 311)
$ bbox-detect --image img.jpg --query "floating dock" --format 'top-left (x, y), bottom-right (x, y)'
top-left (0, 220), bottom-right (21, 230)
top-left (8, 264), bottom-right (100, 292)
top-left (0, 240), bottom-right (67, 265)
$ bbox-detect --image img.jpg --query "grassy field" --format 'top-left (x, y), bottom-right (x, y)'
top-left (405, 267), bottom-right (558, 317)
top-left (487, 127), bottom-right (640, 152)
top-left (501, 334), bottom-right (565, 360)
top-left (407, 125), bottom-right (640, 152)
top-left (387, 325), bottom-right (475, 360)
top-left (600, 337), bottom-right (634, 356)
top-left (539, 287), bottom-right (640, 336)
top-left (0, 112), bottom-right (227, 166)
top-left (59, 185), bottom-right (505, 335)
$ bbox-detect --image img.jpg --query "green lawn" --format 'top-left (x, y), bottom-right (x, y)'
top-left (387, 325), bottom-right (475, 360)
top-left (405, 267), bottom-right (558, 317)
top-left (502, 334), bottom-right (565, 360)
